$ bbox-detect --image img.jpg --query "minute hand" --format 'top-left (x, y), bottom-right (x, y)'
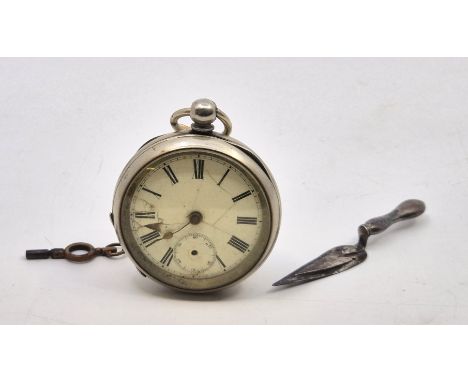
top-left (161, 211), bottom-right (201, 239)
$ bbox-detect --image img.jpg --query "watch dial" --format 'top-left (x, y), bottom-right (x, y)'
top-left (120, 150), bottom-right (272, 290)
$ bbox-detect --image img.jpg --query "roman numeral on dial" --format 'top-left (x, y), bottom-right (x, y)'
top-left (216, 255), bottom-right (226, 268)
top-left (232, 190), bottom-right (252, 203)
top-left (140, 230), bottom-right (161, 247)
top-left (160, 247), bottom-right (174, 266)
top-left (193, 159), bottom-right (204, 179)
top-left (217, 169), bottom-right (230, 186)
top-left (142, 187), bottom-right (161, 198)
top-left (237, 216), bottom-right (257, 225)
top-left (227, 235), bottom-right (250, 253)
top-left (163, 165), bottom-right (178, 184)
top-left (134, 211), bottom-right (155, 219)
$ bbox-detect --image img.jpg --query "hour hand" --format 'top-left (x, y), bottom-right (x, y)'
top-left (144, 211), bottom-right (203, 240)
top-left (144, 222), bottom-right (163, 231)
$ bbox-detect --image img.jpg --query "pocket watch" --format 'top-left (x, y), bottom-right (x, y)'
top-left (111, 99), bottom-right (281, 292)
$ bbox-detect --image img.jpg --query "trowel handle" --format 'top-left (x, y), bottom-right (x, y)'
top-left (357, 199), bottom-right (426, 247)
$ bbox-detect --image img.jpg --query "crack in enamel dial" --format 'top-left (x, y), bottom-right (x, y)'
top-left (120, 149), bottom-right (272, 290)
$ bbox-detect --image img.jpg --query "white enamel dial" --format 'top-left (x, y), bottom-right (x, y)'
top-left (125, 151), bottom-right (271, 284)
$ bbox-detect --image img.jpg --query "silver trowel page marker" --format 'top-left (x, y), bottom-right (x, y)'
top-left (273, 199), bottom-right (426, 287)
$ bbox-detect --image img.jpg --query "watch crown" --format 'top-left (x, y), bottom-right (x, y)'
top-left (190, 98), bottom-right (217, 133)
top-left (170, 98), bottom-right (232, 136)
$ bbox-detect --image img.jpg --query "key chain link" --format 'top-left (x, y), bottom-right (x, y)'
top-left (26, 242), bottom-right (124, 263)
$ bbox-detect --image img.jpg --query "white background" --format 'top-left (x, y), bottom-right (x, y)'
top-left (1, 58), bottom-right (467, 324)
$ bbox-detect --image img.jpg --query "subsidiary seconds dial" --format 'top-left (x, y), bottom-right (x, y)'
top-left (173, 233), bottom-right (217, 274)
